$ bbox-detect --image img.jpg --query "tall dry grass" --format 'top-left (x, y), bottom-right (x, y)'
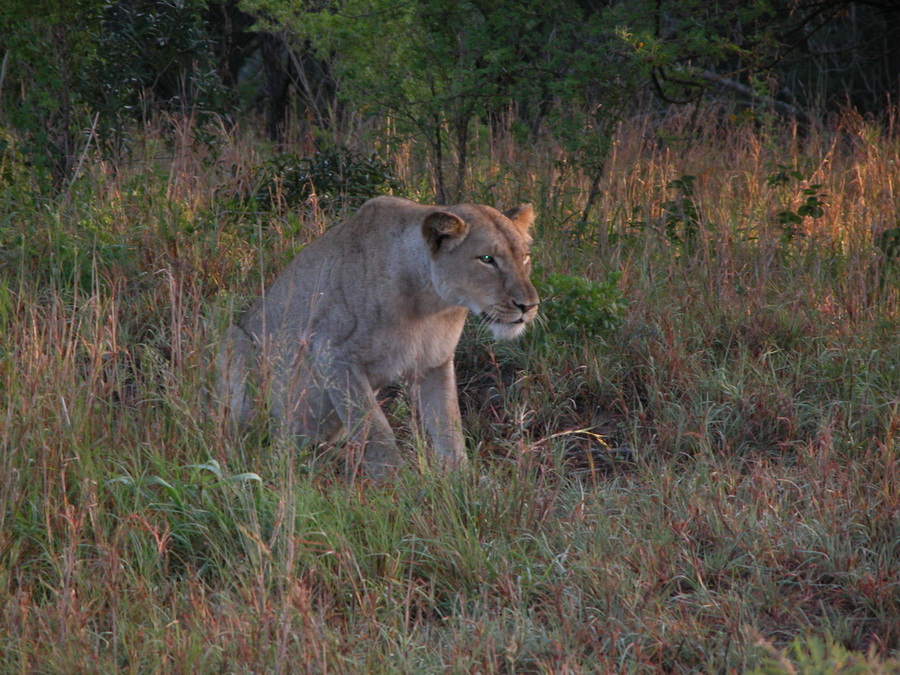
top-left (1, 106), bottom-right (899, 673)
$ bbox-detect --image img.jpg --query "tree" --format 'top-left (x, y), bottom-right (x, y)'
top-left (239, 0), bottom-right (589, 203)
top-left (0, 0), bottom-right (105, 183)
top-left (91, 0), bottom-right (225, 116)
top-left (0, 0), bottom-right (231, 182)
top-left (235, 1), bottom-right (790, 214)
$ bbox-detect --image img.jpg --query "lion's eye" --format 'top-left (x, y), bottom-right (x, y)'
top-left (478, 254), bottom-right (495, 265)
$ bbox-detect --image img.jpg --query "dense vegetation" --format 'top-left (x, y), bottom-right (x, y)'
top-left (2, 1), bottom-right (900, 672)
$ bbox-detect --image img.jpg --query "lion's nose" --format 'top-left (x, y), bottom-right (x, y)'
top-left (515, 301), bottom-right (538, 314)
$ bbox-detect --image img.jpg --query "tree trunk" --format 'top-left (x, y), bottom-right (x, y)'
top-left (52, 24), bottom-right (75, 184)
top-left (884, 8), bottom-right (900, 105)
top-left (453, 115), bottom-right (469, 203)
top-left (432, 113), bottom-right (448, 204)
top-left (260, 33), bottom-right (291, 143)
top-left (580, 167), bottom-right (604, 227)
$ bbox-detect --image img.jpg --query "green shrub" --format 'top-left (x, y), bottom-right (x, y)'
top-left (765, 164), bottom-right (828, 243)
top-left (533, 270), bottom-right (626, 345)
top-left (751, 634), bottom-right (891, 674)
top-left (253, 146), bottom-right (400, 212)
top-left (661, 174), bottom-right (701, 249)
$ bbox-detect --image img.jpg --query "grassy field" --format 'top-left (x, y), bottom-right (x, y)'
top-left (1, 107), bottom-right (899, 673)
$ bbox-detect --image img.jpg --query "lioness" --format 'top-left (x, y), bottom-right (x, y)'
top-left (217, 195), bottom-right (539, 478)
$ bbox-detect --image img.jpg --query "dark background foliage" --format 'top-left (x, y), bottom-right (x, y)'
top-left (1, 0), bottom-right (898, 195)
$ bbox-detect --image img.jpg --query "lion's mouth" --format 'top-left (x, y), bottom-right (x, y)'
top-left (480, 311), bottom-right (531, 326)
top-left (481, 311), bottom-right (514, 325)
top-left (479, 311), bottom-right (531, 326)
top-left (479, 311), bottom-right (532, 341)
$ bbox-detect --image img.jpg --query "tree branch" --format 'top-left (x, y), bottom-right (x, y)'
top-left (700, 70), bottom-right (814, 126)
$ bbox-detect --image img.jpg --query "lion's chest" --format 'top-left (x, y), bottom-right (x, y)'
top-left (361, 311), bottom-right (466, 389)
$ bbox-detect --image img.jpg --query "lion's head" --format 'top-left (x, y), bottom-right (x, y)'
top-left (422, 203), bottom-right (539, 340)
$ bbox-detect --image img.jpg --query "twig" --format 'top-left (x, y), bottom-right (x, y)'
top-left (0, 51), bottom-right (8, 103)
top-left (69, 112), bottom-right (101, 187)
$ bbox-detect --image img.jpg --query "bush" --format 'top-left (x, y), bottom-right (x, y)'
top-left (89, 0), bottom-right (231, 123)
top-left (253, 146), bottom-right (400, 212)
top-left (533, 270), bottom-right (626, 345)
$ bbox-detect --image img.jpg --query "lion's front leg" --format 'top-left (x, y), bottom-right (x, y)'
top-left (324, 365), bottom-right (404, 480)
top-left (410, 359), bottom-right (467, 471)
top-left (215, 324), bottom-right (256, 428)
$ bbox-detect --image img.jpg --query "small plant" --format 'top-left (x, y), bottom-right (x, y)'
top-left (661, 174), bottom-right (701, 249)
top-left (752, 634), bottom-right (888, 674)
top-left (0, 129), bottom-right (30, 196)
top-left (875, 227), bottom-right (900, 261)
top-left (766, 164), bottom-right (827, 243)
top-left (533, 270), bottom-right (626, 344)
top-left (872, 225), bottom-right (900, 300)
top-left (253, 146), bottom-right (400, 212)
top-left (106, 460), bottom-right (265, 574)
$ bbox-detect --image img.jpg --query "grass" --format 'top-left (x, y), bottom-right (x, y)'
top-left (1, 105), bottom-right (900, 672)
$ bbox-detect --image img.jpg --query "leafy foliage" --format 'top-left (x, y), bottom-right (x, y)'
top-left (0, 0), bottom-right (105, 182)
top-left (252, 146), bottom-right (400, 211)
top-left (661, 174), bottom-right (701, 249)
top-left (88, 0), bottom-right (230, 124)
top-left (876, 227), bottom-right (900, 261)
top-left (766, 164), bottom-right (828, 243)
top-left (752, 634), bottom-right (891, 675)
top-left (239, 0), bottom-right (579, 202)
top-left (534, 270), bottom-right (626, 345)
top-left (0, 0), bottom-right (231, 182)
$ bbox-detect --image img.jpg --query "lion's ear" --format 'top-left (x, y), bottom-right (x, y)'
top-left (422, 211), bottom-right (469, 254)
top-left (503, 204), bottom-right (535, 239)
